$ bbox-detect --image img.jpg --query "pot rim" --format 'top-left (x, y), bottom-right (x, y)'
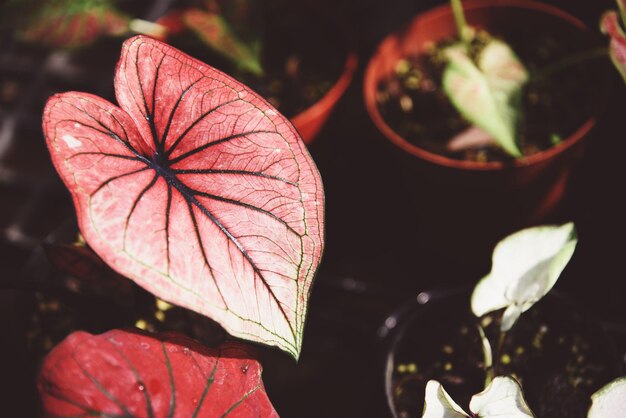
top-left (292, 50), bottom-right (358, 144)
top-left (363, 0), bottom-right (598, 172)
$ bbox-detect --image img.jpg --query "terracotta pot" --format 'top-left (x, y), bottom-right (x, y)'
top-left (363, 0), bottom-right (607, 263)
top-left (292, 51), bottom-right (358, 144)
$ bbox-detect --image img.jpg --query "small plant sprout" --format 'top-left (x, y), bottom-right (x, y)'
top-left (443, 0), bottom-right (529, 157)
top-left (587, 376), bottom-right (626, 417)
top-left (601, 0), bottom-right (626, 82)
top-left (471, 222), bottom-right (577, 332)
top-left (422, 376), bottom-right (534, 418)
top-left (442, 39), bottom-right (528, 157)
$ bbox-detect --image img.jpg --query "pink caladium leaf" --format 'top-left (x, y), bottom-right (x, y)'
top-left (601, 1), bottom-right (626, 83)
top-left (42, 35), bottom-right (325, 358)
top-left (38, 329), bottom-right (279, 417)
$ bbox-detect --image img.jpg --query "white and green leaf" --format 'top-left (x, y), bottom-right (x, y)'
top-left (471, 223), bottom-right (577, 331)
top-left (588, 376), bottom-right (626, 418)
top-left (443, 40), bottom-right (528, 157)
top-left (423, 377), bottom-right (534, 417)
top-left (423, 380), bottom-right (470, 418)
top-left (470, 376), bottom-right (535, 418)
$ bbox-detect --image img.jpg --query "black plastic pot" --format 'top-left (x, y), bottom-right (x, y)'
top-left (379, 287), bottom-right (623, 418)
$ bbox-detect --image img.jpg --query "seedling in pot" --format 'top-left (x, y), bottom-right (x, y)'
top-left (442, 0), bottom-right (611, 158)
top-left (422, 223), bottom-right (578, 416)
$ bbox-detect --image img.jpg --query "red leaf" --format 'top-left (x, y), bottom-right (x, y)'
top-left (601, 9), bottom-right (626, 82)
top-left (38, 330), bottom-right (279, 417)
top-left (42, 35), bottom-right (324, 358)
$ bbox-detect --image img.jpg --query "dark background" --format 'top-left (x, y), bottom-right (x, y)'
top-left (1, 0), bottom-right (624, 416)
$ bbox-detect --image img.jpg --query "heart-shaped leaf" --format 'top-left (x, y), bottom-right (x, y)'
top-left (601, 1), bottom-right (626, 83)
top-left (43, 35), bottom-right (325, 358)
top-left (423, 377), bottom-right (534, 418)
top-left (18, 0), bottom-right (129, 49)
top-left (443, 40), bottom-right (528, 157)
top-left (471, 223), bottom-right (577, 331)
top-left (38, 329), bottom-right (279, 417)
top-left (588, 376), bottom-right (626, 418)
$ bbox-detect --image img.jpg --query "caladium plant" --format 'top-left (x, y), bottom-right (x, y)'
top-left (601, 0), bottom-right (626, 82)
top-left (442, 0), bottom-right (529, 158)
top-left (38, 329), bottom-right (278, 417)
top-left (417, 224), bottom-right (585, 418)
top-left (42, 35), bottom-right (324, 358)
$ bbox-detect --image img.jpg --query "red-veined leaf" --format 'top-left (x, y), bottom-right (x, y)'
top-left (42, 35), bottom-right (325, 358)
top-left (19, 0), bottom-right (128, 49)
top-left (38, 329), bottom-right (279, 417)
top-left (601, 6), bottom-right (626, 83)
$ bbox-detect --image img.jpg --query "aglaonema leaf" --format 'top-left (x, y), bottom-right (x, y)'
top-left (42, 35), bottom-right (325, 358)
top-left (443, 40), bottom-right (528, 157)
top-left (601, 1), bottom-right (626, 83)
top-left (17, 0), bottom-right (128, 49)
top-left (38, 329), bottom-right (279, 417)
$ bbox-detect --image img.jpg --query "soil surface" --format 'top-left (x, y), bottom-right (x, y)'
top-left (376, 28), bottom-right (610, 163)
top-left (389, 292), bottom-right (620, 418)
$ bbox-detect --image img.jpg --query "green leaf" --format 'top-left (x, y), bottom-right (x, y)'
top-left (470, 376), bottom-right (535, 417)
top-left (422, 380), bottom-right (470, 418)
top-left (443, 40), bottom-right (528, 157)
top-left (183, 9), bottom-right (263, 76)
top-left (471, 223), bottom-right (577, 331)
top-left (588, 377), bottom-right (626, 417)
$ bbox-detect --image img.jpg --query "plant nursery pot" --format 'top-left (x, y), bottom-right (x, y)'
top-left (291, 51), bottom-right (358, 144)
top-left (380, 288), bottom-right (622, 418)
top-left (363, 0), bottom-right (609, 263)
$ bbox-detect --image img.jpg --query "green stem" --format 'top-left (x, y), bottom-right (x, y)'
top-left (534, 46), bottom-right (609, 80)
top-left (618, 0), bottom-right (626, 29)
top-left (450, 0), bottom-right (471, 47)
top-left (477, 325), bottom-right (494, 387)
top-left (486, 330), bottom-right (508, 387)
